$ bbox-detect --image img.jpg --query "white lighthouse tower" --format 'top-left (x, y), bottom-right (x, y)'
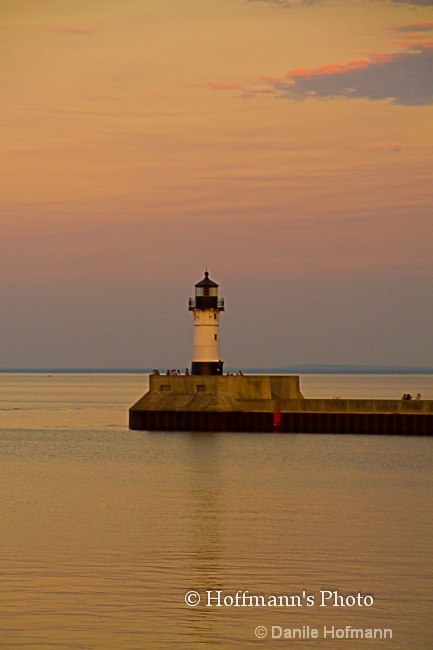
top-left (188, 271), bottom-right (224, 375)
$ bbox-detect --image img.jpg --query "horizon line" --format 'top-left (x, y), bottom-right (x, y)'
top-left (1, 365), bottom-right (433, 375)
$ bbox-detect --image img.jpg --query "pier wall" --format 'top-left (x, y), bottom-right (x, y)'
top-left (129, 375), bottom-right (433, 435)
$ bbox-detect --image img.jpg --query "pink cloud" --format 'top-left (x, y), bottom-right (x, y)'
top-left (380, 22), bottom-right (433, 35)
top-left (209, 44), bottom-right (433, 105)
top-left (379, 22), bottom-right (433, 47)
top-left (285, 58), bottom-right (373, 78)
top-left (394, 38), bottom-right (433, 48)
top-left (390, 0), bottom-right (433, 6)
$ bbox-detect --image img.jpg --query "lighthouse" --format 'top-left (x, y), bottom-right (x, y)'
top-left (188, 271), bottom-right (224, 375)
top-left (130, 271), bottom-right (430, 435)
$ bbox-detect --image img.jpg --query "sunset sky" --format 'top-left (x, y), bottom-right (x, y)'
top-left (2, 0), bottom-right (432, 369)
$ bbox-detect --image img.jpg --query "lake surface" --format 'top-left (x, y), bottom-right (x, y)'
top-left (0, 373), bottom-right (432, 649)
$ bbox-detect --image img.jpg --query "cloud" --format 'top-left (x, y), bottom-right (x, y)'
top-left (394, 37), bottom-right (433, 46)
top-left (384, 22), bottom-right (433, 46)
top-left (245, 0), bottom-right (433, 10)
top-left (279, 45), bottom-right (433, 105)
top-left (378, 22), bottom-right (433, 47)
top-left (210, 43), bottom-right (433, 105)
top-left (345, 142), bottom-right (405, 154)
top-left (245, 0), bottom-right (321, 7)
top-left (47, 26), bottom-right (101, 35)
top-left (389, 0), bottom-right (433, 5)
top-left (246, 0), bottom-right (433, 6)
top-left (208, 82), bottom-right (249, 91)
top-left (387, 22), bottom-right (433, 33)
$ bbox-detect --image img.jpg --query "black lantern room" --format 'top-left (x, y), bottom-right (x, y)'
top-left (188, 271), bottom-right (225, 312)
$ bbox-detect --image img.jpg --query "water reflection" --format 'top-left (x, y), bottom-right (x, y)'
top-left (185, 433), bottom-right (222, 646)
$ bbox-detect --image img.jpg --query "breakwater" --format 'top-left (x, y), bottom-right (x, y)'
top-left (129, 375), bottom-right (433, 435)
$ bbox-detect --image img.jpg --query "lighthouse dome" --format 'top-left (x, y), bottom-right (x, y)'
top-left (195, 270), bottom-right (218, 289)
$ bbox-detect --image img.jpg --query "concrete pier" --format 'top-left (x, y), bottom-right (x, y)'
top-left (129, 375), bottom-right (433, 435)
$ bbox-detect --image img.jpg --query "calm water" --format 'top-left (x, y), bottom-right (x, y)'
top-left (0, 373), bottom-right (432, 649)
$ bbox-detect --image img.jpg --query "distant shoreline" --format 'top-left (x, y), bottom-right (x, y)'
top-left (1, 366), bottom-right (433, 375)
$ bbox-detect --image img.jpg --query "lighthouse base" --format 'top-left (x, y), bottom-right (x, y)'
top-left (191, 361), bottom-right (223, 375)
